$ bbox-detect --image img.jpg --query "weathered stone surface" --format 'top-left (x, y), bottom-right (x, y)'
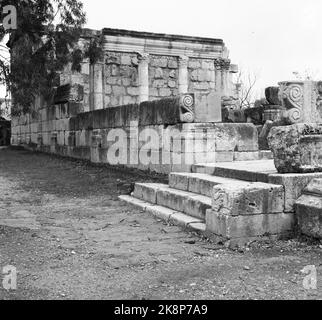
top-left (278, 81), bottom-right (322, 124)
top-left (212, 182), bottom-right (284, 216)
top-left (169, 212), bottom-right (203, 228)
top-left (263, 105), bottom-right (285, 123)
top-left (233, 151), bottom-right (259, 162)
top-left (139, 94), bottom-right (195, 125)
top-left (296, 179), bottom-right (322, 239)
top-left (169, 173), bottom-right (189, 191)
top-left (119, 195), bottom-right (207, 234)
top-left (296, 195), bottom-right (322, 239)
top-left (193, 159), bottom-right (322, 213)
top-left (265, 87), bottom-right (281, 105)
top-left (170, 172), bottom-right (241, 197)
top-left (268, 123), bottom-right (322, 173)
top-left (214, 123), bottom-right (259, 152)
top-left (133, 183), bottom-right (168, 204)
top-left (259, 120), bottom-right (275, 150)
top-left (11, 27), bottom-right (242, 174)
top-left (206, 210), bottom-right (295, 239)
top-left (118, 195), bottom-right (148, 211)
top-left (222, 106), bottom-right (246, 123)
top-left (146, 205), bottom-right (177, 221)
top-left (194, 92), bottom-right (222, 123)
top-left (156, 187), bottom-right (211, 219)
top-left (303, 178), bottom-right (322, 195)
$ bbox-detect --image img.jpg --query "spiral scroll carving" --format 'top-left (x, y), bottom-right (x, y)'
top-left (281, 83), bottom-right (303, 124)
top-left (287, 108), bottom-right (301, 124)
top-left (179, 94), bottom-right (195, 123)
top-left (289, 85), bottom-right (302, 103)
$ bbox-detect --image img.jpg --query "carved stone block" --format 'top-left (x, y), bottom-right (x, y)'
top-left (268, 123), bottom-right (322, 173)
top-left (265, 86), bottom-right (281, 105)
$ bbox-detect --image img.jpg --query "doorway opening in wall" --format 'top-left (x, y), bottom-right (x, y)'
top-left (0, 117), bottom-right (11, 146)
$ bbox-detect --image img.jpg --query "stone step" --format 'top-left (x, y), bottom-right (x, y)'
top-left (302, 178), bottom-right (322, 197)
top-left (169, 172), bottom-right (252, 197)
top-left (169, 172), bottom-right (285, 214)
top-left (119, 195), bottom-right (206, 233)
top-left (132, 183), bottom-right (211, 219)
top-left (296, 179), bottom-right (322, 239)
top-left (192, 160), bottom-right (277, 183)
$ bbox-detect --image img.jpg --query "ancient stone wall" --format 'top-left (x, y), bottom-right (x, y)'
top-left (105, 51), bottom-right (140, 107)
top-left (10, 28), bottom-right (255, 174)
top-left (62, 28), bottom-right (240, 115)
top-left (148, 55), bottom-right (179, 100)
top-left (11, 94), bottom-right (259, 174)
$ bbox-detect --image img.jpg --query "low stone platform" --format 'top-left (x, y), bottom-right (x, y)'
top-left (192, 160), bottom-right (322, 212)
top-left (120, 159), bottom-right (322, 247)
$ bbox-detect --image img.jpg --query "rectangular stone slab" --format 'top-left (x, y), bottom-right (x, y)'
top-left (133, 183), bottom-right (169, 204)
top-left (206, 210), bottom-right (295, 239)
top-left (169, 172), bottom-right (247, 197)
top-left (212, 182), bottom-right (285, 216)
top-left (296, 194), bottom-right (322, 239)
top-left (268, 173), bottom-right (322, 212)
top-left (156, 188), bottom-right (211, 219)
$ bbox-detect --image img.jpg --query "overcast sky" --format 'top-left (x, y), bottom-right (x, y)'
top-left (82, 0), bottom-right (322, 98)
top-left (1, 0), bottom-right (322, 98)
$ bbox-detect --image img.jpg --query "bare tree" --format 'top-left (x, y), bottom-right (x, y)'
top-left (236, 69), bottom-right (258, 109)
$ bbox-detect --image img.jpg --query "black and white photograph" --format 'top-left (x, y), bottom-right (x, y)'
top-left (0, 0), bottom-right (321, 305)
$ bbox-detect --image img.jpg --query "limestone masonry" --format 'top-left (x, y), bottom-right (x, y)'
top-left (11, 27), bottom-right (245, 173)
top-left (10, 28), bottom-right (322, 246)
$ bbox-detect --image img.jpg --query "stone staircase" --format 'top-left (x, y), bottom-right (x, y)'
top-left (296, 179), bottom-right (322, 239)
top-left (120, 160), bottom-right (297, 248)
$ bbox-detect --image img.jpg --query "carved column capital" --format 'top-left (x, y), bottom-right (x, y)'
top-left (138, 52), bottom-right (150, 63)
top-left (214, 58), bottom-right (231, 70)
top-left (179, 55), bottom-right (189, 67)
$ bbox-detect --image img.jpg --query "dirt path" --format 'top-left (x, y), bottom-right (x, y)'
top-left (0, 148), bottom-right (321, 300)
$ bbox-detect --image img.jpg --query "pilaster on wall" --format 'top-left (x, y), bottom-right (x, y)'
top-left (138, 53), bottom-right (150, 103)
top-left (221, 59), bottom-right (231, 97)
top-left (178, 56), bottom-right (189, 94)
top-left (215, 60), bottom-right (222, 93)
top-left (89, 61), bottom-right (104, 111)
top-left (214, 58), bottom-right (231, 96)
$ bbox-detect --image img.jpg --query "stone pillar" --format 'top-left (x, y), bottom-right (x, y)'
top-left (91, 130), bottom-right (102, 163)
top-left (138, 53), bottom-right (149, 103)
top-left (278, 81), bottom-right (322, 124)
top-left (178, 55), bottom-right (189, 94)
top-left (228, 64), bottom-right (238, 98)
top-left (221, 59), bottom-right (231, 96)
top-left (90, 62), bottom-right (104, 111)
top-left (214, 60), bottom-right (222, 93)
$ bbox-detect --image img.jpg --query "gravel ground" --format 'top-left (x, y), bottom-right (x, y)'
top-left (0, 148), bottom-right (321, 300)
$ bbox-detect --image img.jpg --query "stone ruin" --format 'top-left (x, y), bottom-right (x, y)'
top-left (264, 80), bottom-right (322, 241)
top-left (10, 28), bottom-right (322, 247)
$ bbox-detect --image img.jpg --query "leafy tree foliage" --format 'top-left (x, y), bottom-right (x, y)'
top-left (0, 0), bottom-right (87, 115)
